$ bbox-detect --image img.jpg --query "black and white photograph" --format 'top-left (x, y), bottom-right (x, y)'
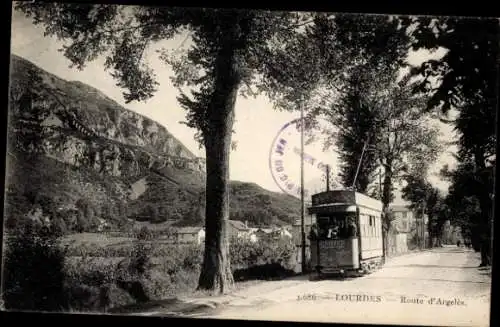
top-left (2, 3), bottom-right (496, 326)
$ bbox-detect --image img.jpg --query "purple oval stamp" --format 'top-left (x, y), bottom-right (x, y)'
top-left (269, 118), bottom-right (337, 199)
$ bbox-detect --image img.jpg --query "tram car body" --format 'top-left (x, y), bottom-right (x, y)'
top-left (307, 189), bottom-right (384, 277)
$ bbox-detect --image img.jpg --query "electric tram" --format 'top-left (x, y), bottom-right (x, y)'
top-left (307, 189), bottom-right (384, 278)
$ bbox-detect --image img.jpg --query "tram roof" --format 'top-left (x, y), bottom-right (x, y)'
top-left (307, 204), bottom-right (357, 215)
top-left (308, 189), bottom-right (383, 212)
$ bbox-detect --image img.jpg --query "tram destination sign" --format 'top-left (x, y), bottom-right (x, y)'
top-left (319, 239), bottom-right (346, 250)
top-left (311, 190), bottom-right (356, 206)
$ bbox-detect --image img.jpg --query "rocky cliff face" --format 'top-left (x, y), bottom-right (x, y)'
top-left (5, 54), bottom-right (210, 231)
top-left (8, 54), bottom-right (205, 180)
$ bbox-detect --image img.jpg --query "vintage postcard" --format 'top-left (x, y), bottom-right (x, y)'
top-left (2, 3), bottom-right (495, 327)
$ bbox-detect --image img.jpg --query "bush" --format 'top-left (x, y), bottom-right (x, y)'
top-left (136, 226), bottom-right (155, 241)
top-left (57, 235), bottom-right (296, 312)
top-left (2, 222), bottom-right (68, 311)
top-left (65, 243), bottom-right (133, 257)
top-left (230, 236), bottom-right (295, 269)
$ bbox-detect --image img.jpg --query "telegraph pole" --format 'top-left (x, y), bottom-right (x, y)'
top-left (424, 203), bottom-right (427, 248)
top-left (423, 203), bottom-right (427, 249)
top-left (300, 104), bottom-right (307, 274)
top-left (378, 167), bottom-right (382, 198)
top-left (326, 164), bottom-right (330, 192)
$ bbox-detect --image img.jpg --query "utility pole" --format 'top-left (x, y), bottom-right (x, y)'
top-left (423, 203), bottom-right (427, 249)
top-left (326, 164), bottom-right (330, 192)
top-left (420, 202), bottom-right (425, 249)
top-left (378, 167), bottom-right (382, 199)
top-left (490, 192), bottom-right (494, 265)
top-left (379, 167), bottom-right (386, 263)
top-left (300, 104), bottom-right (307, 274)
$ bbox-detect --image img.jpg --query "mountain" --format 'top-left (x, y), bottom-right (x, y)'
top-left (4, 54), bottom-right (301, 233)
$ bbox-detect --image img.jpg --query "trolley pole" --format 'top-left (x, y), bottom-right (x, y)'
top-left (300, 104), bottom-right (307, 274)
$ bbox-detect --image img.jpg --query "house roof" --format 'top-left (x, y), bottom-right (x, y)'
top-left (228, 220), bottom-right (249, 231)
top-left (175, 227), bottom-right (204, 234)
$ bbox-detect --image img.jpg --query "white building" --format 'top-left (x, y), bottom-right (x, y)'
top-left (389, 204), bottom-right (428, 253)
top-left (161, 227), bottom-right (205, 245)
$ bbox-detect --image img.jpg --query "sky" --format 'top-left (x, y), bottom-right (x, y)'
top-left (9, 7), bottom-right (459, 205)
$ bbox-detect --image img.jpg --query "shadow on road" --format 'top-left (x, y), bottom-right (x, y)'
top-left (388, 264), bottom-right (481, 269)
top-left (306, 272), bottom-right (365, 282)
top-left (107, 297), bottom-right (219, 316)
top-left (366, 276), bottom-right (489, 284)
top-left (233, 263), bottom-right (296, 282)
top-left (427, 248), bottom-right (475, 254)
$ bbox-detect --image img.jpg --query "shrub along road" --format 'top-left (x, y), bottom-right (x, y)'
top-left (134, 246), bottom-right (491, 327)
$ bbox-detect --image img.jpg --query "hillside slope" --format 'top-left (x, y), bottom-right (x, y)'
top-left (4, 54), bottom-right (301, 232)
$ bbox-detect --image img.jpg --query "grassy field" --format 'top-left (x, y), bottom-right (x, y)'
top-left (61, 232), bottom-right (135, 247)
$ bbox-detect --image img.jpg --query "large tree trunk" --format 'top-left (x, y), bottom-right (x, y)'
top-left (474, 149), bottom-right (492, 266)
top-left (197, 42), bottom-right (242, 294)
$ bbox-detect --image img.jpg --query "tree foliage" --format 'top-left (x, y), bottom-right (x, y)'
top-left (405, 15), bottom-right (498, 265)
top-left (401, 174), bottom-right (448, 244)
top-left (299, 15), bottom-right (442, 198)
top-left (407, 16), bottom-right (497, 159)
top-left (440, 156), bottom-right (495, 252)
top-left (3, 217), bottom-right (68, 311)
top-left (329, 67), bottom-right (382, 193)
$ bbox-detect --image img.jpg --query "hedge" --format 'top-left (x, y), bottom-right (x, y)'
top-left (2, 228), bottom-right (297, 313)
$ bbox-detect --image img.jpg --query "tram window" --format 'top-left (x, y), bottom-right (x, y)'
top-left (316, 213), bottom-right (357, 240)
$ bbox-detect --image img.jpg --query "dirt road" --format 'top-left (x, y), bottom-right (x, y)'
top-left (140, 246), bottom-right (491, 327)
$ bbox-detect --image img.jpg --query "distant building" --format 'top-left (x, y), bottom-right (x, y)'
top-left (228, 220), bottom-right (250, 239)
top-left (255, 227), bottom-right (293, 242)
top-left (96, 218), bottom-right (110, 232)
top-left (254, 228), bottom-right (272, 241)
top-left (246, 228), bottom-right (260, 243)
top-left (390, 204), bottom-right (416, 233)
top-left (165, 220), bottom-right (293, 246)
top-left (194, 157), bottom-right (206, 173)
top-left (272, 227), bottom-right (293, 240)
top-left (389, 204), bottom-right (428, 253)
